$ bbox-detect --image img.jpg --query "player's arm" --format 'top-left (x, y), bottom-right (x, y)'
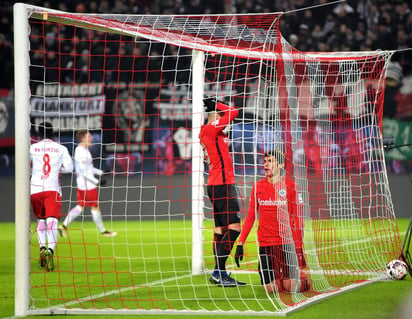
top-left (235, 185), bottom-right (257, 267)
top-left (216, 101), bottom-right (239, 125)
top-left (92, 167), bottom-right (106, 186)
top-left (75, 153), bottom-right (99, 185)
top-left (286, 179), bottom-right (300, 230)
top-left (92, 167), bottom-right (104, 176)
top-left (204, 97), bottom-right (239, 129)
top-left (29, 146), bottom-right (34, 175)
top-left (287, 179), bottom-right (306, 269)
top-left (60, 146), bottom-right (74, 173)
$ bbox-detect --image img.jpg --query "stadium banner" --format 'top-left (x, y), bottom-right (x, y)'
top-left (21, 81), bottom-right (412, 175)
top-left (101, 83), bottom-right (153, 153)
top-left (30, 83), bottom-right (104, 131)
top-left (382, 118), bottom-right (412, 160)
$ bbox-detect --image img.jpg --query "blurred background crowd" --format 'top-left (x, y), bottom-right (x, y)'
top-left (0, 0), bottom-right (411, 217)
top-left (0, 0), bottom-right (411, 89)
top-left (0, 0), bottom-right (411, 112)
top-left (0, 0), bottom-right (411, 175)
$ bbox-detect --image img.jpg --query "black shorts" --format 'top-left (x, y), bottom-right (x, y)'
top-left (207, 184), bottom-right (240, 228)
top-left (258, 244), bottom-right (299, 285)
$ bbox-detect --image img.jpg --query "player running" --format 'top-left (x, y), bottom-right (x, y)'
top-left (59, 130), bottom-right (117, 237)
top-left (200, 97), bottom-right (245, 287)
top-left (234, 150), bottom-right (310, 293)
top-left (30, 122), bottom-right (73, 271)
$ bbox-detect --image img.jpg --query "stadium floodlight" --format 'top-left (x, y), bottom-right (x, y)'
top-left (14, 2), bottom-right (404, 316)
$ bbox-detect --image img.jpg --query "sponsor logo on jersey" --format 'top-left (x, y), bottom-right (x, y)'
top-left (258, 198), bottom-right (287, 206)
top-left (33, 146), bottom-right (60, 153)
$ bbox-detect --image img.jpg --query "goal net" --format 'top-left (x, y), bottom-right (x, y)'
top-left (14, 3), bottom-right (403, 316)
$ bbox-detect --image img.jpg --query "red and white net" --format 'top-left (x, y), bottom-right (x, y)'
top-left (24, 5), bottom-right (402, 315)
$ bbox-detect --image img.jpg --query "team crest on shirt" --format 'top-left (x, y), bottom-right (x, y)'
top-left (278, 189), bottom-right (286, 197)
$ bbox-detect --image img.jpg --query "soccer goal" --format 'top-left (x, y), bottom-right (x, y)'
top-left (14, 3), bottom-right (403, 316)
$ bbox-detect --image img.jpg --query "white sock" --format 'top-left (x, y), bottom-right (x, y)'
top-left (46, 217), bottom-right (58, 252)
top-left (91, 208), bottom-right (106, 233)
top-left (37, 219), bottom-right (47, 249)
top-left (63, 205), bottom-right (83, 227)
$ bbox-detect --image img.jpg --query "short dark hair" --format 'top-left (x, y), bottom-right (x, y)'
top-left (37, 122), bottom-right (54, 140)
top-left (264, 149), bottom-right (284, 165)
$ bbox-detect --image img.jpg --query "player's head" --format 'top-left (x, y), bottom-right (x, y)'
top-left (207, 110), bottom-right (224, 122)
top-left (76, 129), bottom-right (93, 146)
top-left (37, 122), bottom-right (54, 140)
top-left (204, 97), bottom-right (224, 122)
top-left (264, 150), bottom-right (285, 179)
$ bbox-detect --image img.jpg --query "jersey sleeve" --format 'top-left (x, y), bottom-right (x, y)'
top-left (286, 178), bottom-right (304, 246)
top-left (75, 148), bottom-right (99, 185)
top-left (214, 102), bottom-right (239, 129)
top-left (286, 178), bottom-right (301, 217)
top-left (60, 146), bottom-right (74, 173)
top-left (238, 184), bottom-right (257, 244)
top-left (93, 167), bottom-right (104, 176)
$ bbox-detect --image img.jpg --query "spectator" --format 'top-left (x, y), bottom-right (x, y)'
top-left (1, 0), bottom-right (411, 100)
top-left (45, 50), bottom-right (60, 83)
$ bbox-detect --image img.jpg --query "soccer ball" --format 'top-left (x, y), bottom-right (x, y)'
top-left (386, 259), bottom-right (408, 280)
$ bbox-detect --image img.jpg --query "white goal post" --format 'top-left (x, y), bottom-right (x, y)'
top-left (14, 3), bottom-right (31, 316)
top-left (14, 2), bottom-right (403, 316)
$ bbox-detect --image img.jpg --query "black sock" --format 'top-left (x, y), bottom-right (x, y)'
top-left (216, 229), bottom-right (240, 272)
top-left (40, 246), bottom-right (46, 252)
top-left (213, 233), bottom-right (224, 270)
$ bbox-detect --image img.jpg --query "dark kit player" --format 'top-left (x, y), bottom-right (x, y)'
top-left (200, 97), bottom-right (245, 287)
top-left (235, 151), bottom-right (309, 293)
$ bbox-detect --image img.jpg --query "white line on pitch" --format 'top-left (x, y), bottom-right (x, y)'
top-left (54, 273), bottom-right (194, 308)
top-left (54, 229), bottom-right (403, 309)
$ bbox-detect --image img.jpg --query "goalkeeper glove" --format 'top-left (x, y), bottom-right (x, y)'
top-left (203, 96), bottom-right (217, 113)
top-left (234, 245), bottom-right (244, 267)
top-left (98, 179), bottom-right (107, 187)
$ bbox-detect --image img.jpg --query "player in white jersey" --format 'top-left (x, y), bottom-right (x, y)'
top-left (30, 122), bottom-right (73, 271)
top-left (59, 130), bottom-right (117, 237)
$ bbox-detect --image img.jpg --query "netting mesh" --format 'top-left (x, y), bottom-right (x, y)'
top-left (23, 5), bottom-right (402, 315)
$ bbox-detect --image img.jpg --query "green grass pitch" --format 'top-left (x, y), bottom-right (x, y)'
top-left (1, 219), bottom-right (412, 318)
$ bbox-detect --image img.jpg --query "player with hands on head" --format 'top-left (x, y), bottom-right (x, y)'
top-left (200, 96), bottom-right (246, 287)
top-left (235, 150), bottom-right (310, 293)
top-left (30, 122), bottom-right (73, 271)
top-left (203, 96), bottom-right (218, 113)
top-left (59, 130), bottom-right (116, 237)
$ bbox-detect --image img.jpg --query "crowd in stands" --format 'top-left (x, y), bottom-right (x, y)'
top-left (0, 0), bottom-right (411, 116)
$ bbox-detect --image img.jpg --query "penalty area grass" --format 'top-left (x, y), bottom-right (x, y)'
top-left (0, 219), bottom-right (411, 319)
